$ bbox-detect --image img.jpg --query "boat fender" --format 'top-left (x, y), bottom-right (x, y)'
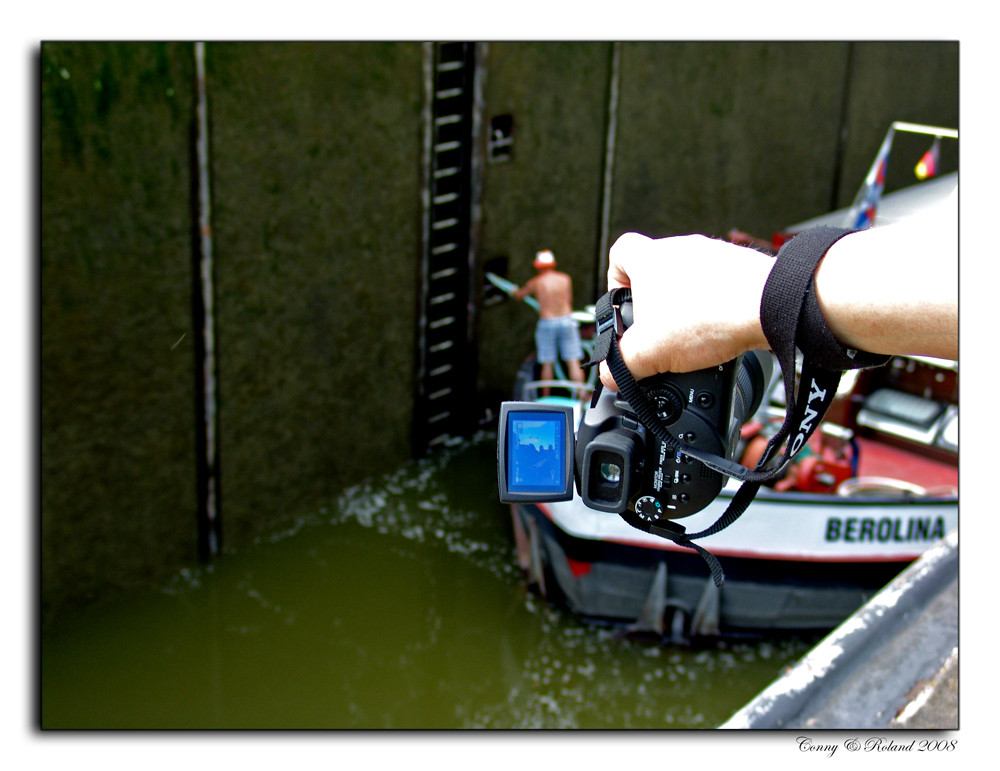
top-left (775, 453), bottom-right (853, 494)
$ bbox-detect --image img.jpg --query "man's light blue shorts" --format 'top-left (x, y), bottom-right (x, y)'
top-left (535, 315), bottom-right (583, 363)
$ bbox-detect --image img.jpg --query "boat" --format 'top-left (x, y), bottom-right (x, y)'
top-left (495, 123), bottom-right (959, 640)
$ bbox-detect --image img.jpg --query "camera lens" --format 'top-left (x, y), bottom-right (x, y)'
top-left (733, 351), bottom-right (774, 427)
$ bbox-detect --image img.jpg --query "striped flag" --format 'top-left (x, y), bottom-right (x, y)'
top-left (915, 136), bottom-right (941, 180)
top-left (846, 127), bottom-right (894, 229)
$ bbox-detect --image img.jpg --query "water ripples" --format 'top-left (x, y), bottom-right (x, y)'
top-left (43, 432), bottom-right (813, 729)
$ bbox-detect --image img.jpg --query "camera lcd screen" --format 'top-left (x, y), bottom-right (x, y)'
top-left (498, 403), bottom-right (574, 502)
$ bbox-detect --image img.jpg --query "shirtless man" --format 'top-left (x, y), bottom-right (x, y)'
top-left (513, 250), bottom-right (586, 389)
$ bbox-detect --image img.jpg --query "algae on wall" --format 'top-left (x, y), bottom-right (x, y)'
top-left (41, 42), bottom-right (425, 623)
top-left (206, 42), bottom-right (424, 547)
top-left (610, 41), bottom-right (851, 239)
top-left (41, 42), bottom-right (199, 622)
top-left (610, 41), bottom-right (957, 240)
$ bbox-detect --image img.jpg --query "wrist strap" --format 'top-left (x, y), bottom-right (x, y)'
top-left (762, 226), bottom-right (891, 373)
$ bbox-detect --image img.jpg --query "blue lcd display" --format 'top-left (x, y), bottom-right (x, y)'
top-left (506, 411), bottom-right (568, 494)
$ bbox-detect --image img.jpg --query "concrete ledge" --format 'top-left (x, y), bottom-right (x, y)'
top-left (721, 528), bottom-right (958, 730)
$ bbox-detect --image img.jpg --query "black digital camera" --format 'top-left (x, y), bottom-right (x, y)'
top-left (498, 306), bottom-right (772, 522)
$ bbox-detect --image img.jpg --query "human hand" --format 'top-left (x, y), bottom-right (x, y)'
top-left (598, 232), bottom-right (774, 391)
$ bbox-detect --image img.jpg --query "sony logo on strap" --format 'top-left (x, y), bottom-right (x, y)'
top-left (788, 377), bottom-right (829, 457)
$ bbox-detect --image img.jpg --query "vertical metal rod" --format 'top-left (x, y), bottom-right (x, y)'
top-left (194, 41), bottom-right (220, 558)
top-left (466, 43), bottom-right (486, 353)
top-left (597, 41), bottom-right (621, 291)
top-left (413, 42), bottom-right (435, 456)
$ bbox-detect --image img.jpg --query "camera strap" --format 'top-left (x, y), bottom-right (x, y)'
top-left (586, 227), bottom-right (889, 585)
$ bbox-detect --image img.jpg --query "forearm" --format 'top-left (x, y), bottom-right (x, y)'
top-left (813, 209), bottom-right (958, 361)
top-left (513, 276), bottom-right (536, 302)
top-left (599, 202), bottom-right (958, 393)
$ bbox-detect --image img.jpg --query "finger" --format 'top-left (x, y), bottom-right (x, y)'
top-left (597, 327), bottom-right (659, 392)
top-left (607, 232), bottom-right (651, 290)
top-left (617, 326), bottom-right (662, 382)
top-left (598, 361), bottom-right (618, 391)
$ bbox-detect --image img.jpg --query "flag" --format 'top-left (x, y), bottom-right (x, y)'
top-left (915, 136), bottom-right (941, 180)
top-left (846, 127), bottom-right (894, 230)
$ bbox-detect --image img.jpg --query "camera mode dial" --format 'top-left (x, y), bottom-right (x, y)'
top-left (634, 495), bottom-right (666, 522)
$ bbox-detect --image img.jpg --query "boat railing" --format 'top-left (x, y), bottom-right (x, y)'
top-left (521, 379), bottom-right (594, 404)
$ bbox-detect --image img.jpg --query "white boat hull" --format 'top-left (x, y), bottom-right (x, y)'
top-left (513, 482), bottom-right (957, 637)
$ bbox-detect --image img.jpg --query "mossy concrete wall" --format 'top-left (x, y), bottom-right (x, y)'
top-left (611, 41), bottom-right (851, 238)
top-left (41, 43), bottom-right (199, 619)
top-left (206, 42), bottom-right (424, 548)
top-left (41, 41), bottom-right (957, 623)
top-left (41, 42), bottom-right (424, 624)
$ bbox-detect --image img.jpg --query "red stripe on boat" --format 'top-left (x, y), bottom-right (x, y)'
top-left (566, 557), bottom-right (592, 578)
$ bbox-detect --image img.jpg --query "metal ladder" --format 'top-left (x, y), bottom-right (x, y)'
top-left (414, 42), bottom-right (482, 452)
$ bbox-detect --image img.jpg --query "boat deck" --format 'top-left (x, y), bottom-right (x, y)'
top-left (854, 436), bottom-right (958, 491)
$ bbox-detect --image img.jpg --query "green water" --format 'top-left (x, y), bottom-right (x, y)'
top-left (40, 434), bottom-right (814, 729)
